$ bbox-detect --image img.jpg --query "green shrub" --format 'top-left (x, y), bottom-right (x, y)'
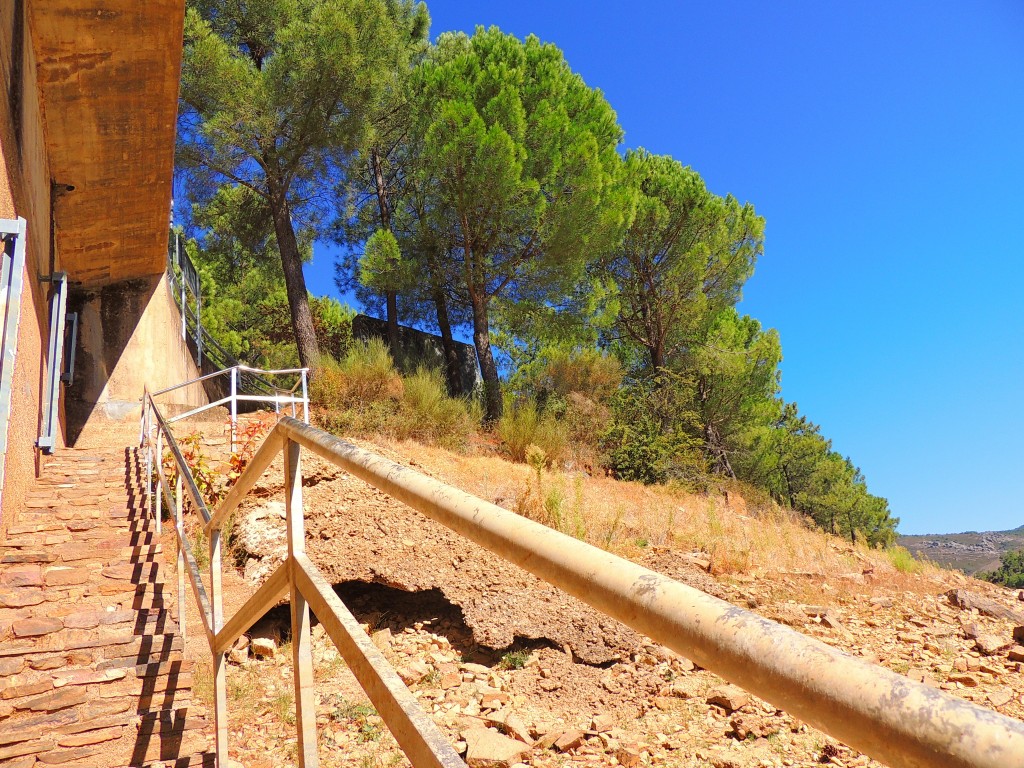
top-left (601, 417), bottom-right (668, 484)
top-left (311, 296), bottom-right (355, 362)
top-left (887, 545), bottom-right (922, 574)
top-left (497, 649), bottom-right (531, 670)
top-left (393, 367), bottom-right (474, 449)
top-left (979, 549), bottom-right (1024, 588)
top-left (310, 338), bottom-right (402, 410)
top-left (498, 397), bottom-right (567, 464)
top-left (600, 376), bottom-right (707, 487)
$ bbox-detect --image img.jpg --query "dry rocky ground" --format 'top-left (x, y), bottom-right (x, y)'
top-left (159, 415), bottom-right (1024, 768)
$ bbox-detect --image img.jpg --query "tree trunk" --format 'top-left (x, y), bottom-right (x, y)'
top-left (704, 422), bottom-right (736, 478)
top-left (781, 464), bottom-right (796, 508)
top-left (370, 147), bottom-right (400, 356)
top-left (697, 377), bottom-right (734, 478)
top-left (267, 180), bottom-right (320, 370)
top-left (469, 287), bottom-right (502, 423)
top-left (430, 278), bottom-right (461, 396)
top-left (649, 341), bottom-right (665, 372)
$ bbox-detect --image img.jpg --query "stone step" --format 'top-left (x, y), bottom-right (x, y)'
top-left (7, 520), bottom-right (159, 544)
top-left (0, 632), bottom-right (188, 680)
top-left (2, 446), bottom-right (212, 768)
top-left (0, 705), bottom-right (210, 768)
top-left (0, 628), bottom-right (184, 660)
top-left (112, 754), bottom-right (216, 768)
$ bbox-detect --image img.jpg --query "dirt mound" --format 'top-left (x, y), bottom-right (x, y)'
top-left (235, 452), bottom-right (723, 664)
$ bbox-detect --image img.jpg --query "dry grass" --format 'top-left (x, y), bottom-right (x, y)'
top-left (364, 437), bottom-right (944, 596)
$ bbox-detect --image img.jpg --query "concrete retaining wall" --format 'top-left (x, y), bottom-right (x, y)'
top-left (65, 273), bottom-right (206, 446)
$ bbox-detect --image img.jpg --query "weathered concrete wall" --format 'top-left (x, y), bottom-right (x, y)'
top-left (28, 0), bottom-right (185, 287)
top-left (0, 1), bottom-right (61, 532)
top-left (66, 273), bottom-right (205, 445)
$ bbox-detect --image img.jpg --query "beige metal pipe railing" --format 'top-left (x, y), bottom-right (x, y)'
top-left (273, 417), bottom-right (1024, 768)
top-left (142, 390), bottom-right (1024, 768)
top-left (141, 390), bottom-right (467, 768)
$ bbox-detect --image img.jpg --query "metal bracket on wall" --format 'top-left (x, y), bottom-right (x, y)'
top-left (1, 217), bottom-right (28, 508)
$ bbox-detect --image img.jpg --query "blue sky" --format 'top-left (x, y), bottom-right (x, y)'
top-left (304, 1), bottom-right (1024, 535)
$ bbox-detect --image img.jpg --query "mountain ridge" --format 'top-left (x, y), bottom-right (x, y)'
top-left (899, 524), bottom-right (1024, 574)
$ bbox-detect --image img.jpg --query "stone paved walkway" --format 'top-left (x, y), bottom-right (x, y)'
top-left (0, 447), bottom-right (213, 767)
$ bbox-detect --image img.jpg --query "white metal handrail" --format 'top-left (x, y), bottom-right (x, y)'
top-left (0, 217), bottom-right (27, 512)
top-left (140, 400), bottom-right (1024, 768)
top-left (149, 364), bottom-right (309, 450)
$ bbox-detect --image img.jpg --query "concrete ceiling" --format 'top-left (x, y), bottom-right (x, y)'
top-left (29, 1), bottom-right (184, 287)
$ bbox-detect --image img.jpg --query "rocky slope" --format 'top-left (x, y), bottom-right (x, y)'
top-left (170, 419), bottom-right (1024, 768)
top-left (899, 525), bottom-right (1024, 574)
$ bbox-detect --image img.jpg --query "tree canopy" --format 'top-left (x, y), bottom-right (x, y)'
top-left (175, 9), bottom-right (899, 548)
top-left (404, 26), bottom-right (630, 421)
top-left (178, 0), bottom-right (428, 368)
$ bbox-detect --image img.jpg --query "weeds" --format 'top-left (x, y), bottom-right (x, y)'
top-left (311, 338), bottom-right (402, 410)
top-left (498, 397), bottom-right (567, 463)
top-left (328, 698), bottom-right (383, 742)
top-left (497, 649), bottom-right (531, 670)
top-left (191, 526), bottom-right (209, 570)
top-left (603, 505), bottom-right (626, 549)
top-left (395, 367), bottom-right (474, 448)
top-left (890, 659), bottom-right (911, 675)
top-left (191, 660), bottom-right (213, 707)
top-left (887, 546), bottom-right (922, 574)
top-left (270, 690), bottom-right (296, 725)
top-left (313, 343), bottom-right (476, 449)
top-left (329, 700), bottom-right (377, 723)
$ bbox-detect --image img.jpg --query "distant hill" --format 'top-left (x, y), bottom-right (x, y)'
top-left (899, 524), bottom-right (1024, 574)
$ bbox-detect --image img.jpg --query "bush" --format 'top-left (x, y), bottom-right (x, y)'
top-left (534, 348), bottom-right (623, 404)
top-left (313, 347), bottom-right (476, 450)
top-left (600, 377), bottom-right (706, 486)
top-left (311, 296), bottom-right (355, 362)
top-left (980, 548), bottom-right (1024, 588)
top-left (498, 397), bottom-right (567, 464)
top-left (310, 338), bottom-right (402, 410)
top-left (393, 367), bottom-right (475, 449)
top-left (887, 545), bottom-right (922, 574)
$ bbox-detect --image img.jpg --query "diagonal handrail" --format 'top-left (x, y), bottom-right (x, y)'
top-left (142, 393), bottom-right (1024, 768)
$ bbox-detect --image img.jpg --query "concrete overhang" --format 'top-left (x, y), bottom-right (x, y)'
top-left (29, 1), bottom-right (184, 287)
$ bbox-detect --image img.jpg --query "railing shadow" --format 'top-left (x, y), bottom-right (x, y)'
top-left (122, 446), bottom-right (213, 767)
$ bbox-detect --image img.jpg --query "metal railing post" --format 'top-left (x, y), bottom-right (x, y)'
top-left (174, 470), bottom-right (185, 645)
top-left (177, 235), bottom-right (186, 342)
top-left (153, 429), bottom-right (162, 537)
top-left (144, 403), bottom-right (153, 520)
top-left (210, 525), bottom-right (228, 764)
top-left (229, 366), bottom-right (237, 453)
top-left (196, 291), bottom-right (203, 369)
top-left (284, 438), bottom-right (318, 767)
top-left (301, 369), bottom-right (309, 424)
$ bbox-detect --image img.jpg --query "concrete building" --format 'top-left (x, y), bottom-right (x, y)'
top-left (0, 1), bottom-right (200, 528)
